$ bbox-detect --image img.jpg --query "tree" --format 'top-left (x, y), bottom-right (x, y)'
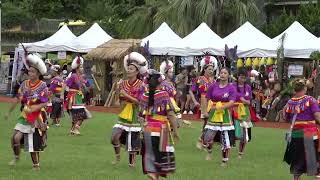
top-left (2, 1), bottom-right (32, 29)
top-left (119, 0), bottom-right (259, 38)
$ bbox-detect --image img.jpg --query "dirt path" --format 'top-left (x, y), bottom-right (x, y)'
top-left (0, 96), bottom-right (290, 129)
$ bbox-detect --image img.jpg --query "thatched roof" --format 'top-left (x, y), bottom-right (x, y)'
top-left (87, 39), bottom-right (141, 61)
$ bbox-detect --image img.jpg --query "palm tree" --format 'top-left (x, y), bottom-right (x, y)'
top-left (119, 0), bottom-right (170, 38)
top-left (155, 0), bottom-right (259, 36)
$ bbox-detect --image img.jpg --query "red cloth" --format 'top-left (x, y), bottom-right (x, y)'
top-left (26, 111), bottom-right (41, 124)
top-left (249, 106), bottom-right (259, 122)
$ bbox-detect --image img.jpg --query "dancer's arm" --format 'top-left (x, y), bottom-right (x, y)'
top-left (167, 111), bottom-right (179, 144)
top-left (5, 99), bottom-right (19, 120)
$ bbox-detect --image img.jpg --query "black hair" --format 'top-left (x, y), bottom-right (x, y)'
top-left (71, 69), bottom-right (77, 74)
top-left (148, 73), bottom-right (161, 107)
top-left (293, 79), bottom-right (306, 92)
top-left (201, 64), bottom-right (213, 76)
top-left (220, 67), bottom-right (231, 75)
top-left (236, 67), bottom-right (247, 93)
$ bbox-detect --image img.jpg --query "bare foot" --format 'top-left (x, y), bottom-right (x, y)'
top-left (205, 154), bottom-right (212, 161)
top-left (147, 173), bottom-right (158, 180)
top-left (8, 158), bottom-right (18, 166)
top-left (128, 163), bottom-right (135, 168)
top-left (220, 162), bottom-right (227, 167)
top-left (196, 141), bottom-right (203, 150)
top-left (32, 164), bottom-right (40, 171)
top-left (238, 155), bottom-right (242, 159)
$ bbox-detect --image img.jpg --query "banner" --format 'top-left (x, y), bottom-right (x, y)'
top-left (0, 55), bottom-right (10, 93)
top-left (288, 64), bottom-right (303, 76)
top-left (11, 48), bottom-right (25, 93)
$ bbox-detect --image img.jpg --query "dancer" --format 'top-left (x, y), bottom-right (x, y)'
top-left (8, 54), bottom-right (49, 170)
top-left (283, 78), bottom-right (320, 180)
top-left (190, 56), bottom-right (217, 149)
top-left (48, 65), bottom-right (64, 127)
top-left (233, 68), bottom-right (253, 159)
top-left (159, 59), bottom-right (182, 126)
top-left (111, 52), bottom-right (148, 167)
top-left (140, 69), bottom-right (179, 180)
top-left (61, 56), bottom-right (91, 135)
top-left (202, 67), bottom-right (236, 166)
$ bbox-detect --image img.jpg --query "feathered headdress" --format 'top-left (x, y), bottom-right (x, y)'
top-left (71, 56), bottom-right (84, 69)
top-left (124, 52), bottom-right (148, 75)
top-left (200, 54), bottom-right (219, 77)
top-left (159, 59), bottom-right (174, 75)
top-left (23, 54), bottom-right (47, 75)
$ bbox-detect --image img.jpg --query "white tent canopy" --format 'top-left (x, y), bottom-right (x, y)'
top-left (70, 23), bottom-right (113, 53)
top-left (20, 25), bottom-right (77, 52)
top-left (223, 22), bottom-right (277, 57)
top-left (272, 21), bottom-right (320, 58)
top-left (141, 22), bottom-right (186, 55)
top-left (182, 22), bottom-right (225, 56)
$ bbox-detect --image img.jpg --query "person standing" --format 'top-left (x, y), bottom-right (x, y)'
top-left (111, 52), bottom-right (148, 167)
top-left (48, 65), bottom-right (64, 127)
top-left (61, 56), bottom-right (91, 135)
top-left (233, 68), bottom-right (253, 159)
top-left (8, 54), bottom-right (49, 170)
top-left (283, 78), bottom-right (320, 180)
top-left (140, 69), bottom-right (179, 180)
top-left (189, 56), bottom-right (217, 149)
top-left (202, 67), bottom-right (236, 166)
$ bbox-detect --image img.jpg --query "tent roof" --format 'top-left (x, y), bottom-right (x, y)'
top-left (223, 22), bottom-right (277, 57)
top-left (140, 22), bottom-right (186, 55)
top-left (70, 23), bottom-right (113, 53)
top-left (182, 23), bottom-right (225, 55)
top-left (272, 21), bottom-right (320, 58)
top-left (21, 25), bottom-right (77, 52)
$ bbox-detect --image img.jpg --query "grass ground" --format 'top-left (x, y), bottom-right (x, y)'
top-left (0, 102), bottom-right (314, 180)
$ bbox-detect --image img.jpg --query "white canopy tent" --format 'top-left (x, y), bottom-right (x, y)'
top-left (272, 21), bottom-right (320, 58)
top-left (182, 23), bottom-right (225, 56)
top-left (223, 22), bottom-right (277, 58)
top-left (141, 22), bottom-right (186, 55)
top-left (70, 23), bottom-right (113, 53)
top-left (20, 25), bottom-right (77, 52)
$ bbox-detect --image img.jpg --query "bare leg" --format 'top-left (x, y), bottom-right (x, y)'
top-left (238, 127), bottom-right (247, 159)
top-left (30, 152), bottom-right (40, 170)
top-left (111, 131), bottom-right (122, 164)
top-left (128, 152), bottom-right (137, 167)
top-left (293, 175), bottom-right (300, 180)
top-left (9, 130), bottom-right (23, 166)
top-left (205, 131), bottom-right (217, 161)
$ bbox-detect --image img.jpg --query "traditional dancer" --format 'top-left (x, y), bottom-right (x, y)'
top-left (202, 67), bottom-right (236, 166)
top-left (190, 56), bottom-right (217, 149)
top-left (111, 52), bottom-right (148, 167)
top-left (8, 54), bottom-right (49, 170)
top-left (283, 79), bottom-right (320, 180)
top-left (48, 65), bottom-right (64, 127)
top-left (140, 69), bottom-right (179, 180)
top-left (159, 59), bottom-right (182, 126)
top-left (233, 68), bottom-right (253, 159)
top-left (61, 56), bottom-right (91, 135)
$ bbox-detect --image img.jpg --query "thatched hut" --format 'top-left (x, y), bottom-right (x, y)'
top-left (87, 39), bottom-right (141, 105)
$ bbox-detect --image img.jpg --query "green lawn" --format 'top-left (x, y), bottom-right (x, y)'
top-left (0, 102), bottom-right (313, 180)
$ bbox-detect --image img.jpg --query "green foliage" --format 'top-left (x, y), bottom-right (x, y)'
top-left (310, 51), bottom-right (320, 61)
top-left (2, 31), bottom-right (52, 43)
top-left (263, 2), bottom-right (320, 38)
top-left (2, 1), bottom-right (32, 29)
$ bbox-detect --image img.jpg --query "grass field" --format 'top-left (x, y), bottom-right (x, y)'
top-left (0, 102), bottom-right (314, 180)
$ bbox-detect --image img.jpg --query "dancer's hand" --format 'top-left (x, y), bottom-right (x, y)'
top-left (174, 133), bottom-right (180, 144)
top-left (4, 112), bottom-right (10, 120)
top-left (203, 112), bottom-right (209, 118)
top-left (194, 102), bottom-right (200, 107)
